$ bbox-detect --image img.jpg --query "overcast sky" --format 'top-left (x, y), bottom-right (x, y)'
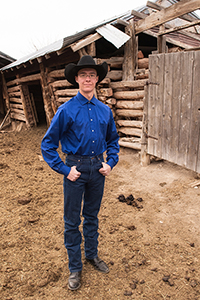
top-left (1, 1), bottom-right (200, 60)
top-left (0, 0), bottom-right (148, 60)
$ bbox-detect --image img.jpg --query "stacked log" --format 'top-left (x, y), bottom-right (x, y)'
top-left (112, 79), bottom-right (147, 150)
top-left (47, 54), bottom-right (149, 151)
top-left (97, 55), bottom-right (149, 151)
top-left (48, 57), bottom-right (123, 113)
top-left (47, 69), bottom-right (74, 106)
top-left (96, 77), bottom-right (116, 117)
top-left (6, 81), bottom-right (26, 123)
top-left (101, 53), bottom-right (149, 150)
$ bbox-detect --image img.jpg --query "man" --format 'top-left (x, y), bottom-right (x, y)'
top-left (41, 55), bottom-right (119, 290)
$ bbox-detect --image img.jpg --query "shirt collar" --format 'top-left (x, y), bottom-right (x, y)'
top-left (76, 91), bottom-right (96, 106)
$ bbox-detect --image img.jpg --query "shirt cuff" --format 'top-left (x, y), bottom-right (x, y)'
top-left (106, 159), bottom-right (115, 170)
top-left (59, 164), bottom-right (71, 177)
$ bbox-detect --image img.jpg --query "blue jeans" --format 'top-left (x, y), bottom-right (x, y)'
top-left (63, 154), bottom-right (105, 272)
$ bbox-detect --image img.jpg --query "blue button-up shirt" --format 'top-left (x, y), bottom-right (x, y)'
top-left (41, 92), bottom-right (119, 176)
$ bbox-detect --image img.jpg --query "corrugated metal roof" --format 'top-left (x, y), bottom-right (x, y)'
top-left (1, 2), bottom-right (200, 71)
top-left (1, 11), bottom-right (131, 71)
top-left (62, 10), bottom-right (132, 48)
top-left (96, 24), bottom-right (130, 49)
top-left (0, 51), bottom-right (15, 68)
top-left (1, 39), bottom-right (64, 71)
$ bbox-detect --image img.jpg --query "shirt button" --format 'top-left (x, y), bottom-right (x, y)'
top-left (91, 119), bottom-right (93, 121)
top-left (92, 130), bottom-right (94, 132)
top-left (89, 108), bottom-right (91, 110)
top-left (92, 151), bottom-right (94, 154)
top-left (92, 141), bottom-right (95, 143)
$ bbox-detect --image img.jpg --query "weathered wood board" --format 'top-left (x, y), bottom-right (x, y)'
top-left (147, 51), bottom-right (200, 173)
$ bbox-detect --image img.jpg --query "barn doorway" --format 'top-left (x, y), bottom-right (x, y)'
top-left (28, 84), bottom-right (46, 125)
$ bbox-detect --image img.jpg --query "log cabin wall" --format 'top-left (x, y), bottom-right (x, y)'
top-left (2, 0), bottom-right (200, 151)
top-left (1, 72), bottom-right (41, 128)
top-left (46, 53), bottom-right (149, 151)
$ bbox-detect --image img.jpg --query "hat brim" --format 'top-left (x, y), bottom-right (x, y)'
top-left (65, 62), bottom-right (108, 87)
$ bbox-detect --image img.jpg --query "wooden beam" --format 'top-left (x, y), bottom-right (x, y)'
top-left (0, 109), bottom-right (10, 130)
top-left (158, 19), bottom-right (200, 36)
top-left (10, 98), bottom-right (23, 104)
top-left (116, 109), bottom-right (143, 118)
top-left (87, 42), bottom-right (96, 56)
top-left (1, 73), bottom-right (10, 110)
top-left (133, 1), bottom-right (200, 43)
top-left (10, 112), bottom-right (26, 122)
top-left (45, 54), bottom-right (51, 59)
top-left (135, 0), bottom-right (200, 34)
top-left (114, 90), bottom-right (144, 100)
top-left (184, 46), bottom-right (200, 51)
top-left (131, 9), bottom-right (146, 20)
top-left (116, 19), bottom-right (129, 26)
top-left (19, 73), bottom-right (41, 84)
top-left (122, 19), bottom-right (136, 81)
top-left (78, 48), bottom-right (88, 57)
top-left (140, 84), bottom-right (150, 166)
top-left (51, 80), bottom-right (72, 89)
top-left (48, 69), bottom-right (65, 79)
top-left (118, 127), bottom-right (142, 137)
top-left (157, 24), bottom-right (166, 53)
top-left (107, 70), bottom-right (122, 81)
top-left (17, 82), bottom-right (30, 127)
top-left (116, 100), bottom-right (143, 110)
top-left (37, 57), bottom-right (43, 63)
top-left (70, 33), bottom-right (101, 52)
top-left (54, 89), bottom-right (79, 97)
top-left (39, 63), bottom-right (54, 126)
top-left (110, 79), bottom-right (147, 89)
top-left (117, 120), bottom-right (142, 128)
top-left (10, 103), bottom-right (23, 109)
top-left (119, 138), bottom-right (141, 150)
top-left (7, 86), bottom-right (20, 93)
top-left (146, 1), bottom-right (197, 23)
top-left (146, 0), bottom-right (164, 11)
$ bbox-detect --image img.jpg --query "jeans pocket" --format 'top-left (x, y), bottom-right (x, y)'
top-left (96, 158), bottom-right (103, 170)
top-left (66, 158), bottom-right (82, 170)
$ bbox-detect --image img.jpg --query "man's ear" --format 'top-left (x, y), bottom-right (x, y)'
top-left (75, 76), bottom-right (78, 83)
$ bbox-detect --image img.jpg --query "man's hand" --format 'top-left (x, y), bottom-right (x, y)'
top-left (99, 162), bottom-right (111, 176)
top-left (67, 166), bottom-right (81, 181)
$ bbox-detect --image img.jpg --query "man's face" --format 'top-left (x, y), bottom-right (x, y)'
top-left (75, 68), bottom-right (98, 94)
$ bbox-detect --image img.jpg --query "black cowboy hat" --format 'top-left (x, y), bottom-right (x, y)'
top-left (64, 55), bottom-right (108, 87)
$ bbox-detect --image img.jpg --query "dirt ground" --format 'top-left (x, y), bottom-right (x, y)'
top-left (1, 124), bottom-right (200, 300)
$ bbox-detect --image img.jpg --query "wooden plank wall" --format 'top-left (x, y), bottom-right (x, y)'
top-left (147, 50), bottom-right (200, 173)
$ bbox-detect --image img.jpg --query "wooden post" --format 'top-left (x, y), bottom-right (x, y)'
top-left (17, 83), bottom-right (31, 128)
top-left (140, 84), bottom-right (150, 166)
top-left (39, 62), bottom-right (54, 126)
top-left (46, 67), bottom-right (58, 114)
top-left (87, 42), bottom-right (96, 57)
top-left (0, 109), bottom-right (10, 130)
top-left (157, 24), bottom-right (166, 53)
top-left (122, 19), bottom-right (137, 81)
top-left (23, 85), bottom-right (37, 126)
top-left (1, 73), bottom-right (11, 124)
top-left (30, 93), bottom-right (39, 123)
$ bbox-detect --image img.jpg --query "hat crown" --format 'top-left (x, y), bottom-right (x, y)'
top-left (77, 55), bottom-right (96, 67)
top-left (65, 55), bottom-right (108, 87)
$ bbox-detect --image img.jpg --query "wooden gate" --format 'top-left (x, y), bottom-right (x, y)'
top-left (146, 50), bottom-right (200, 173)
